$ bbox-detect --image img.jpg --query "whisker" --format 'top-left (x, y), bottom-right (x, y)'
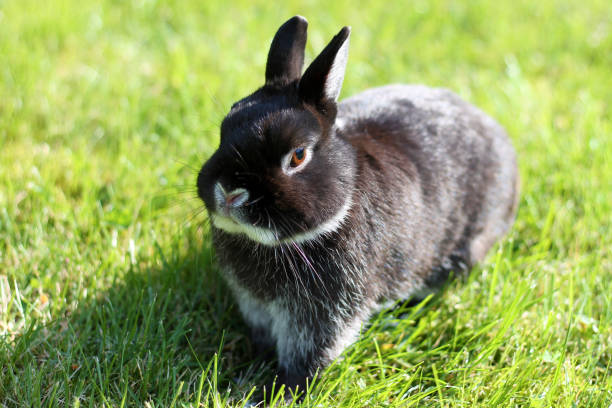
top-left (168, 157), bottom-right (201, 173)
top-left (157, 183), bottom-right (199, 191)
top-left (180, 206), bottom-right (209, 229)
top-left (230, 143), bottom-right (249, 170)
top-left (202, 85), bottom-right (229, 118)
top-left (292, 240), bottom-right (332, 302)
top-left (279, 243), bottom-right (307, 307)
top-left (151, 192), bottom-right (200, 203)
top-left (244, 196), bottom-right (264, 207)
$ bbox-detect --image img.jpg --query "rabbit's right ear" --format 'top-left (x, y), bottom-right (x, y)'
top-left (298, 26), bottom-right (350, 113)
top-left (265, 16), bottom-right (308, 86)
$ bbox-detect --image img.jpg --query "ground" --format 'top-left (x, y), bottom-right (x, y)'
top-left (0, 0), bottom-right (610, 406)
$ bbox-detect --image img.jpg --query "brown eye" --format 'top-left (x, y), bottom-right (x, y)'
top-left (290, 147), bottom-right (306, 167)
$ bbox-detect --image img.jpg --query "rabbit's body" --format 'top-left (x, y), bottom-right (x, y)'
top-left (197, 16), bottom-right (518, 396)
top-left (338, 84), bottom-right (518, 278)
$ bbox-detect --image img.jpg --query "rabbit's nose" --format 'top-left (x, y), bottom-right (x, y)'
top-left (214, 183), bottom-right (249, 214)
top-left (225, 188), bottom-right (249, 208)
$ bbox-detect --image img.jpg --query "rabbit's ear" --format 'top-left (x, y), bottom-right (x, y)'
top-left (265, 16), bottom-right (308, 86)
top-left (299, 26), bottom-right (350, 106)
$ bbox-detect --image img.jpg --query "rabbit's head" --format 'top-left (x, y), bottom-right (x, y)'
top-left (197, 16), bottom-right (355, 246)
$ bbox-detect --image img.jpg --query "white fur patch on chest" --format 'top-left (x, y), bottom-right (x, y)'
top-left (223, 271), bottom-right (315, 369)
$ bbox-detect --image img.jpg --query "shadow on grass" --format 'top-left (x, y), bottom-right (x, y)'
top-left (1, 231), bottom-right (275, 406)
top-left (2, 224), bottom-right (488, 406)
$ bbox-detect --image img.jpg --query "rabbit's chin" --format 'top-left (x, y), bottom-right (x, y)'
top-left (210, 197), bottom-right (353, 247)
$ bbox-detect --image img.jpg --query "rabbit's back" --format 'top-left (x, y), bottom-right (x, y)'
top-left (338, 84), bottom-right (518, 290)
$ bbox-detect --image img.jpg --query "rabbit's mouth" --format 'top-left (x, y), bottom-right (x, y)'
top-left (211, 213), bottom-right (280, 246)
top-left (210, 195), bottom-right (353, 247)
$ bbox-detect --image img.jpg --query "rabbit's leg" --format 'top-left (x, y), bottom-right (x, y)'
top-left (274, 308), bottom-right (367, 394)
top-left (226, 278), bottom-right (276, 359)
top-left (239, 302), bottom-right (275, 358)
top-left (249, 324), bottom-right (276, 360)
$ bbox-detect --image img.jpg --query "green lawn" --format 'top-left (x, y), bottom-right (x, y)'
top-left (1, 0), bottom-right (611, 406)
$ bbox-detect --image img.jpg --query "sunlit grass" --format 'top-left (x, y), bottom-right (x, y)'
top-left (0, 0), bottom-right (610, 406)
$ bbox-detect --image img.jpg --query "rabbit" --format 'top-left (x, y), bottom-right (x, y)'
top-left (196, 15), bottom-right (519, 397)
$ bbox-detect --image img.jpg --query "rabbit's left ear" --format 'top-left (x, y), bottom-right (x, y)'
top-left (265, 16), bottom-right (308, 86)
top-left (299, 26), bottom-right (350, 106)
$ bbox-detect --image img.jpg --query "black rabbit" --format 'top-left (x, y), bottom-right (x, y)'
top-left (196, 15), bottom-right (518, 397)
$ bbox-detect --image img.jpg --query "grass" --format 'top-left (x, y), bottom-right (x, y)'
top-left (0, 0), bottom-right (610, 406)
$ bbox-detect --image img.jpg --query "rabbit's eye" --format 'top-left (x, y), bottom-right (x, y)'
top-left (290, 147), bottom-right (306, 167)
